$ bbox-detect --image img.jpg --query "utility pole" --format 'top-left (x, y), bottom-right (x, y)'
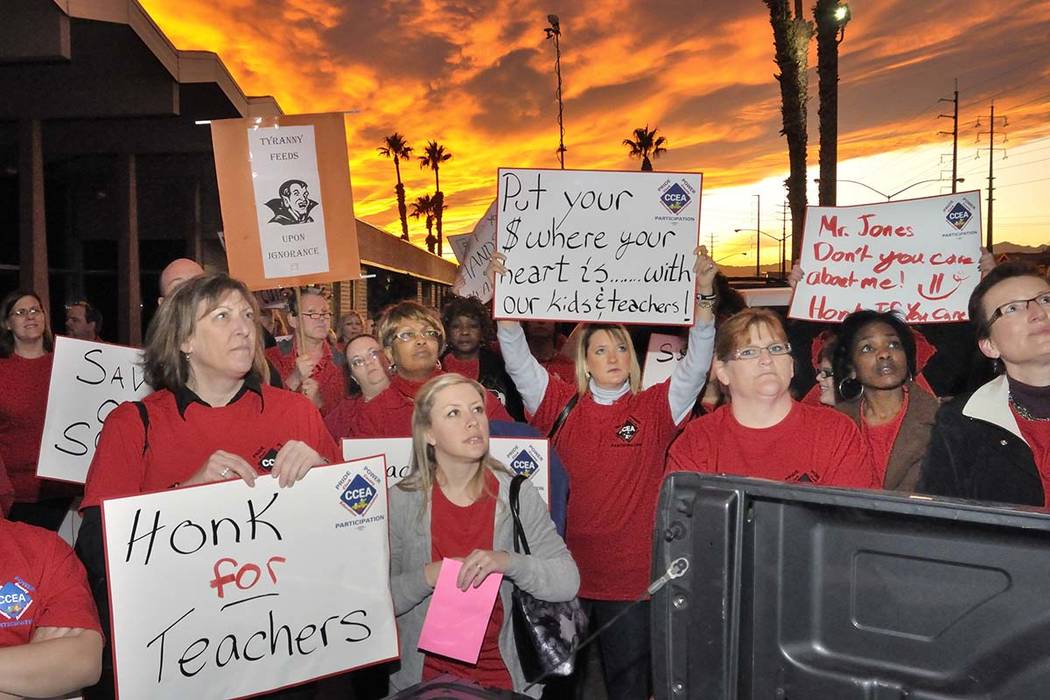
top-left (938, 79), bottom-right (959, 193)
top-left (977, 102), bottom-right (1008, 250)
top-left (754, 194), bottom-right (761, 278)
top-left (544, 15), bottom-right (566, 169)
top-left (709, 231), bottom-right (716, 258)
top-left (779, 199), bottom-right (789, 280)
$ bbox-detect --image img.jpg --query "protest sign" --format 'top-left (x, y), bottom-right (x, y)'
top-left (494, 168), bottom-right (702, 325)
top-left (642, 332), bottom-right (686, 390)
top-left (102, 458), bottom-right (398, 700)
top-left (37, 337), bottom-right (152, 484)
top-left (449, 200), bottom-right (498, 302)
top-left (789, 192), bottom-right (982, 323)
top-left (211, 112), bottom-right (361, 290)
top-left (342, 437), bottom-right (550, 505)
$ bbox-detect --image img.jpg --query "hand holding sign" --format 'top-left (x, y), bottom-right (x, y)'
top-left (183, 450), bottom-right (257, 488)
top-left (271, 439), bottom-right (327, 487)
top-left (457, 549), bottom-right (511, 590)
top-left (694, 245), bottom-right (716, 294)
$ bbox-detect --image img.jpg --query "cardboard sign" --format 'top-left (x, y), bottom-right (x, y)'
top-left (102, 458), bottom-right (398, 700)
top-left (642, 332), bottom-right (686, 390)
top-left (211, 112), bottom-right (361, 290)
top-left (449, 200), bottom-right (498, 303)
top-left (789, 192), bottom-right (983, 323)
top-left (494, 168), bottom-right (702, 325)
top-left (37, 337), bottom-right (153, 484)
top-left (342, 437), bottom-right (550, 505)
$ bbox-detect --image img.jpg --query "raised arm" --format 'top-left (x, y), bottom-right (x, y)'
top-left (668, 246), bottom-right (718, 423)
top-left (490, 252), bottom-right (550, 414)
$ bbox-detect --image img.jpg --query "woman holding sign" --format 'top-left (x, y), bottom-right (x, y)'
top-left (388, 373), bottom-right (578, 697)
top-left (491, 247), bottom-right (717, 700)
top-left (76, 273), bottom-right (339, 698)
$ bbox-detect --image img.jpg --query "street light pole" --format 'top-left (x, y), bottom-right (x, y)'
top-left (754, 194), bottom-right (761, 277)
top-left (545, 15), bottom-right (566, 169)
top-left (735, 227), bottom-right (787, 281)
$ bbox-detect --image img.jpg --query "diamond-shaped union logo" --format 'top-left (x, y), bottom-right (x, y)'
top-left (660, 182), bottom-right (691, 214)
top-left (0, 581), bottom-right (32, 621)
top-left (340, 474), bottom-right (377, 517)
top-left (509, 450), bottom-right (538, 478)
top-left (945, 202), bottom-right (972, 231)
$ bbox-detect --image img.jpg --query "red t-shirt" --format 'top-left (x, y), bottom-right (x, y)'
top-left (324, 394), bottom-right (365, 440)
top-left (667, 402), bottom-right (878, 488)
top-left (441, 354), bottom-right (481, 381)
top-left (0, 457), bottom-right (13, 516)
top-left (348, 372), bottom-right (514, 438)
top-left (530, 375), bottom-right (682, 600)
top-left (1012, 409), bottom-right (1050, 508)
top-left (540, 354), bottom-right (577, 386)
top-left (265, 341), bottom-right (347, 417)
top-left (0, 518), bottom-right (101, 647)
top-left (422, 472), bottom-right (512, 689)
top-left (859, 393), bottom-right (909, 487)
top-left (82, 383), bottom-right (340, 509)
top-left (0, 353), bottom-right (66, 502)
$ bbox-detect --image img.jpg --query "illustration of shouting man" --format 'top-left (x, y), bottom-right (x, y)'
top-left (265, 179), bottom-right (319, 225)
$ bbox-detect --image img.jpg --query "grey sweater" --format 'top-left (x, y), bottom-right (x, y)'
top-left (387, 469), bottom-right (580, 697)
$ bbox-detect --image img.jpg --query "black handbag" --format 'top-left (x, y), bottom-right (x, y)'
top-left (509, 474), bottom-right (587, 682)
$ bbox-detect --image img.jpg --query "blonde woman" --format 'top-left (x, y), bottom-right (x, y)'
top-left (388, 373), bottom-right (578, 697)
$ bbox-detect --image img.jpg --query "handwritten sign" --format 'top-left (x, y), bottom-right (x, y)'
top-left (102, 458), bottom-right (398, 700)
top-left (789, 193), bottom-right (982, 323)
top-left (342, 437), bottom-right (550, 505)
top-left (449, 200), bottom-right (498, 303)
top-left (642, 332), bottom-right (686, 390)
top-left (494, 168), bottom-right (702, 325)
top-left (38, 337), bottom-right (152, 484)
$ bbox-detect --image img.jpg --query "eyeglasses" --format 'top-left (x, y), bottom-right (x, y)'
top-left (729, 341), bottom-right (792, 361)
top-left (299, 311), bottom-right (332, 321)
top-left (815, 368), bottom-right (834, 380)
top-left (9, 307), bottom-right (43, 319)
top-left (395, 328), bottom-right (441, 343)
top-left (349, 349), bottom-right (383, 368)
top-left (987, 292), bottom-right (1050, 328)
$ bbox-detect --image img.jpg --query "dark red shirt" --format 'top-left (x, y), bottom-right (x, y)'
top-left (667, 402), bottom-right (878, 488)
top-left (530, 375), bottom-right (681, 600)
top-left (265, 341), bottom-right (346, 417)
top-left (82, 382), bottom-right (340, 509)
top-left (441, 354), bottom-right (480, 381)
top-left (324, 394), bottom-right (364, 440)
top-left (1012, 409), bottom-right (1050, 508)
top-left (348, 372), bottom-right (513, 438)
top-left (859, 393), bottom-right (909, 487)
top-left (422, 471), bottom-right (512, 689)
top-left (0, 353), bottom-right (58, 502)
top-left (0, 518), bottom-right (101, 647)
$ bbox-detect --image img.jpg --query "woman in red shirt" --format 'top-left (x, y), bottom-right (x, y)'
top-left (0, 290), bottom-right (71, 531)
top-left (833, 310), bottom-right (939, 491)
top-left (324, 333), bottom-right (391, 439)
top-left (388, 373), bottom-right (578, 696)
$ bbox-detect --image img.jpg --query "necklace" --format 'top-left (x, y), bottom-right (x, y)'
top-left (1009, 391), bottom-right (1050, 422)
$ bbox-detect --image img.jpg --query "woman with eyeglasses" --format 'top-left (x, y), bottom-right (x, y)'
top-left (920, 263), bottom-right (1050, 506)
top-left (0, 290), bottom-right (76, 530)
top-left (668, 308), bottom-right (877, 488)
top-left (832, 310), bottom-right (939, 491)
top-left (265, 288), bottom-right (346, 416)
top-left (813, 333), bottom-right (838, 407)
top-left (324, 333), bottom-right (392, 439)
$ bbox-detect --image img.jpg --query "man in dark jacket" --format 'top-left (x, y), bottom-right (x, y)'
top-left (919, 262), bottom-right (1050, 506)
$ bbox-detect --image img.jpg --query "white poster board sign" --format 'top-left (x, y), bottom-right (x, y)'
top-left (342, 437), bottom-right (550, 505)
top-left (449, 200), bottom-right (498, 303)
top-left (789, 192), bottom-right (983, 323)
top-left (494, 168), bottom-right (702, 325)
top-left (642, 333), bottom-right (686, 390)
top-left (38, 337), bottom-right (153, 484)
top-left (102, 458), bottom-right (398, 700)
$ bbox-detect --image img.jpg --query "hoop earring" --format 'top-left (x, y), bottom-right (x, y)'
top-left (837, 376), bottom-right (864, 402)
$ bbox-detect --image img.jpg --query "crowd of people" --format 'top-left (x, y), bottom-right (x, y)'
top-left (1, 246), bottom-right (1049, 700)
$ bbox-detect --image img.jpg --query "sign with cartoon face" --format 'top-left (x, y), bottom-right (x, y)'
top-left (789, 192), bottom-right (983, 324)
top-left (102, 457), bottom-right (396, 699)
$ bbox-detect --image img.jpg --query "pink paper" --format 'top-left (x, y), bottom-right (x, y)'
top-left (417, 559), bottom-right (503, 664)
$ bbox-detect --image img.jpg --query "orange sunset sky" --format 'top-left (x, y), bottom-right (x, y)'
top-left (143, 0), bottom-right (1050, 263)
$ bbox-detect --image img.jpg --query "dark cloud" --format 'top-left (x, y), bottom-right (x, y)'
top-left (463, 47), bottom-right (549, 133)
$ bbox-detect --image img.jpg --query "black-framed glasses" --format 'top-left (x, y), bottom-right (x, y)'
top-left (349, 349), bottom-right (383, 368)
top-left (729, 341), bottom-right (792, 361)
top-left (299, 311), bottom-right (333, 321)
top-left (815, 367), bottom-right (834, 380)
top-left (395, 328), bottom-right (441, 343)
top-left (987, 292), bottom-right (1050, 328)
top-left (9, 307), bottom-right (43, 319)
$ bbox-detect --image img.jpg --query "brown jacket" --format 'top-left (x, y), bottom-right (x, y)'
top-left (838, 384), bottom-right (939, 492)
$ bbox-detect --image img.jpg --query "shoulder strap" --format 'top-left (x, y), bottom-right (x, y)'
top-left (134, 401), bottom-right (150, 455)
top-left (509, 475), bottom-right (531, 555)
top-left (547, 393), bottom-right (580, 442)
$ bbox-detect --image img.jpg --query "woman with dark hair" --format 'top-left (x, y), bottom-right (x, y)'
top-left (833, 310), bottom-right (939, 491)
top-left (441, 295), bottom-right (524, 421)
top-left (76, 273), bottom-right (339, 696)
top-left (388, 373), bottom-right (578, 696)
top-left (0, 290), bottom-right (71, 530)
top-left (324, 333), bottom-right (391, 439)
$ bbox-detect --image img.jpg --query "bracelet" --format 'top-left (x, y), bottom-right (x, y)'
top-left (696, 291), bottom-right (718, 302)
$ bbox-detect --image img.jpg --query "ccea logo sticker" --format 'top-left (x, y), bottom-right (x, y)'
top-left (258, 448), bottom-right (279, 471)
top-left (510, 450), bottom-right (539, 479)
top-left (340, 474), bottom-right (377, 517)
top-left (659, 182), bottom-right (691, 215)
top-left (0, 580), bottom-right (33, 621)
top-left (616, 418), bottom-right (639, 443)
top-left (945, 201), bottom-right (973, 231)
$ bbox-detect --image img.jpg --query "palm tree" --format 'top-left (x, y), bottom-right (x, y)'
top-left (622, 125), bottom-right (667, 171)
top-left (419, 141), bottom-right (452, 256)
top-left (377, 132), bottom-right (413, 241)
top-left (410, 194), bottom-right (437, 253)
